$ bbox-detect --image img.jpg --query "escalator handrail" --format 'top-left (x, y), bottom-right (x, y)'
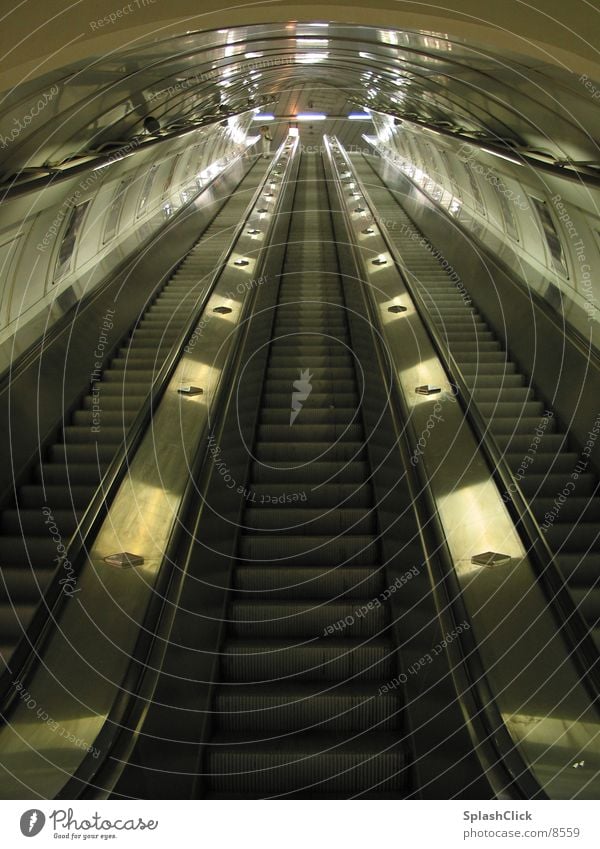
top-left (341, 141), bottom-right (600, 705)
top-left (325, 136), bottom-right (544, 799)
top-left (0, 143), bottom-right (291, 717)
top-left (54, 138), bottom-right (301, 799)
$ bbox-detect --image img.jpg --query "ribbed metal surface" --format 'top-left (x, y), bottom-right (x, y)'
top-left (0, 161), bottom-right (268, 668)
top-left (352, 155), bottom-right (600, 649)
top-left (204, 154), bottom-right (408, 799)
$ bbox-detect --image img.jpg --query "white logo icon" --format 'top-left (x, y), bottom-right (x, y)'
top-left (290, 368), bottom-right (313, 425)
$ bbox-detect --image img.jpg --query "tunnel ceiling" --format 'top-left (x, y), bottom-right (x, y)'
top-left (0, 22), bottom-right (599, 181)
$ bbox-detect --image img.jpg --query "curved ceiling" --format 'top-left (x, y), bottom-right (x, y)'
top-left (0, 10), bottom-right (598, 182)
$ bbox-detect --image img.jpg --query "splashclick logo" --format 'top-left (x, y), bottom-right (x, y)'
top-left (20, 810), bottom-right (46, 837)
top-left (290, 368), bottom-right (313, 425)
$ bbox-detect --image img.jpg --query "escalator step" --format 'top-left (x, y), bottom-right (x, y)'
top-left (243, 508), bottom-right (376, 534)
top-left (229, 599), bottom-right (387, 638)
top-left (206, 731), bottom-right (407, 796)
top-left (234, 565), bottom-right (384, 599)
top-left (221, 638), bottom-right (395, 681)
top-left (213, 682), bottom-right (401, 733)
top-left (238, 535), bottom-right (379, 565)
top-left (0, 568), bottom-right (54, 603)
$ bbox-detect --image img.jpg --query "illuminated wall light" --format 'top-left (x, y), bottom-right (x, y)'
top-left (253, 114), bottom-right (275, 121)
top-left (348, 113), bottom-right (372, 120)
top-left (295, 38), bottom-right (329, 46)
top-left (296, 52), bottom-right (329, 64)
top-left (245, 52), bottom-right (263, 59)
top-left (296, 113), bottom-right (327, 121)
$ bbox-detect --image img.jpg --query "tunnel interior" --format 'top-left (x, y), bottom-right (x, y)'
top-left (0, 9), bottom-right (599, 802)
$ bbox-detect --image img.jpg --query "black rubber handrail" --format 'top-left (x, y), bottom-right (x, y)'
top-left (0, 143), bottom-right (291, 717)
top-left (338, 139), bottom-right (600, 707)
top-left (325, 136), bottom-right (544, 799)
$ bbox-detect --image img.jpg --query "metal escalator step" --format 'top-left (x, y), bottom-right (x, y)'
top-left (34, 463), bottom-right (107, 485)
top-left (446, 341), bottom-right (502, 352)
top-left (260, 409), bottom-right (359, 426)
top-left (102, 369), bottom-right (156, 383)
top-left (92, 382), bottom-right (150, 396)
top-left (489, 418), bottom-right (558, 437)
top-left (532, 498), bottom-right (600, 524)
top-left (263, 392), bottom-right (359, 407)
top-left (243, 508), bottom-right (376, 535)
top-left (255, 442), bottom-right (366, 462)
top-left (0, 568), bottom-right (54, 603)
top-left (472, 388), bottom-right (534, 402)
top-left (1, 536), bottom-right (61, 565)
top-left (62, 426), bottom-right (125, 444)
top-left (256, 424), bottom-right (363, 442)
top-left (264, 355), bottom-right (354, 367)
top-left (505, 452), bottom-right (580, 474)
top-left (48, 443), bottom-right (116, 463)
top-left (477, 401), bottom-right (545, 418)
top-left (0, 508), bottom-right (81, 536)
top-left (229, 599), bottom-right (388, 638)
top-left (440, 331), bottom-right (495, 342)
top-left (494, 433), bottom-right (566, 452)
top-left (109, 359), bottom-right (164, 371)
top-left (557, 554), bottom-right (600, 585)
top-left (18, 485), bottom-right (97, 509)
top-left (221, 638), bottom-right (395, 681)
top-left (542, 523), bottom-right (600, 552)
top-left (246, 483), bottom-right (371, 508)
top-left (234, 565), bottom-right (384, 599)
top-left (206, 731), bottom-right (407, 796)
top-left (213, 681), bottom-right (401, 733)
top-left (81, 395), bottom-right (142, 412)
top-left (264, 379), bottom-right (357, 393)
top-left (519, 473), bottom-right (596, 497)
top-left (71, 410), bottom-right (137, 426)
top-left (251, 461), bottom-right (369, 485)
top-left (570, 588), bottom-right (600, 625)
top-left (456, 354), bottom-right (516, 367)
top-left (0, 605), bottom-right (37, 640)
top-left (238, 535), bottom-right (379, 565)
top-left (266, 359), bottom-right (355, 378)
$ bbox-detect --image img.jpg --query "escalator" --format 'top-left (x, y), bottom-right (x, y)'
top-left (0, 156), bottom-right (269, 670)
top-left (351, 154), bottom-right (600, 648)
top-left (201, 153), bottom-right (409, 798)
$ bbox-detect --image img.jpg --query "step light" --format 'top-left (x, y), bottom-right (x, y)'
top-left (178, 385), bottom-right (204, 396)
top-left (471, 551), bottom-right (512, 567)
top-left (234, 259), bottom-right (250, 266)
top-left (415, 385), bottom-right (441, 395)
top-left (388, 305), bottom-right (407, 313)
top-left (104, 552), bottom-right (144, 568)
top-left (213, 305), bottom-right (233, 314)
